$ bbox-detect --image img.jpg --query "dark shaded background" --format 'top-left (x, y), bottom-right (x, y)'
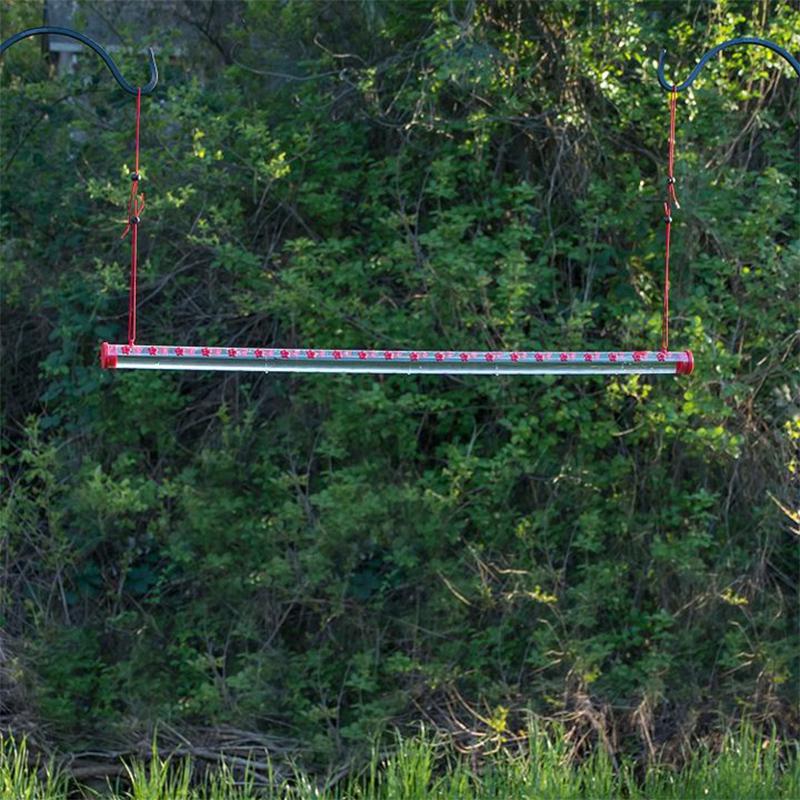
top-left (1, 0), bottom-right (798, 767)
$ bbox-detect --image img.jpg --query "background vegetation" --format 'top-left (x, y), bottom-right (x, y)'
top-left (1, 0), bottom-right (798, 785)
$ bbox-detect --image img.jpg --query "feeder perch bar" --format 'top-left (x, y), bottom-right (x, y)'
top-left (100, 344), bottom-right (694, 376)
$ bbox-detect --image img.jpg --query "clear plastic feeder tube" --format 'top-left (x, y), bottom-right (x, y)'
top-left (101, 343), bottom-right (694, 376)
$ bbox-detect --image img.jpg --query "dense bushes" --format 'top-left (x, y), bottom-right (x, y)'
top-left (1, 0), bottom-right (798, 762)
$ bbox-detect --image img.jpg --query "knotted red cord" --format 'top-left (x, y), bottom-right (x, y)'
top-left (121, 87), bottom-right (144, 345)
top-left (662, 86), bottom-right (679, 352)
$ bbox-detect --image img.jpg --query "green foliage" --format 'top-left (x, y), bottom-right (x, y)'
top-left (0, 737), bottom-right (65, 800)
top-left (1, 727), bottom-right (799, 799)
top-left (1, 0), bottom-right (798, 765)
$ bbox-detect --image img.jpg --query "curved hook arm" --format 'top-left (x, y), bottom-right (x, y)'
top-left (0, 26), bottom-right (158, 96)
top-left (658, 36), bottom-right (800, 92)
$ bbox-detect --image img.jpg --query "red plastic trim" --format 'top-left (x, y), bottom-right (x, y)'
top-left (676, 350), bottom-right (694, 375)
top-left (100, 342), bottom-right (118, 369)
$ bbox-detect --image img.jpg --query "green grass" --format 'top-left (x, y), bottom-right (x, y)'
top-left (1, 726), bottom-right (797, 799)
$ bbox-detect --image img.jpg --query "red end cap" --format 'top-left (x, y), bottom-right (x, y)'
top-left (100, 342), bottom-right (118, 369)
top-left (676, 350), bottom-right (694, 376)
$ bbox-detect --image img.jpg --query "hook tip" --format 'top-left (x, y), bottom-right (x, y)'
top-left (656, 47), bottom-right (674, 90)
top-left (143, 46), bottom-right (158, 94)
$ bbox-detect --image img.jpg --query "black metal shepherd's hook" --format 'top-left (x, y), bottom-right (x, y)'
top-left (0, 26), bottom-right (158, 95)
top-left (658, 36), bottom-right (800, 91)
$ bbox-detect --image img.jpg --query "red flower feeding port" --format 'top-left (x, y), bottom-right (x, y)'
top-left (3, 31), bottom-right (796, 379)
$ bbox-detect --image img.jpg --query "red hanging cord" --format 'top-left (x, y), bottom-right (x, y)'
top-left (122, 87), bottom-right (144, 345)
top-left (662, 86), bottom-right (679, 352)
top-left (667, 87), bottom-right (680, 210)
